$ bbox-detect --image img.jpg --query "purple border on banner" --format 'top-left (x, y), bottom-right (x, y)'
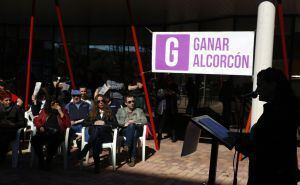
top-left (155, 34), bottom-right (190, 71)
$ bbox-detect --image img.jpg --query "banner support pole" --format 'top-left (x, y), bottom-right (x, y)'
top-left (24, 0), bottom-right (36, 110)
top-left (126, 0), bottom-right (159, 151)
top-left (54, 0), bottom-right (76, 89)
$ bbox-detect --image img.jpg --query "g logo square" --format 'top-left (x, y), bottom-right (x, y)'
top-left (155, 34), bottom-right (190, 71)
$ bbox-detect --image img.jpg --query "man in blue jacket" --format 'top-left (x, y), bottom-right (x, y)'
top-left (65, 89), bottom-right (91, 148)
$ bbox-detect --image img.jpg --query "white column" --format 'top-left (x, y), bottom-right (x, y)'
top-left (251, 1), bottom-right (275, 126)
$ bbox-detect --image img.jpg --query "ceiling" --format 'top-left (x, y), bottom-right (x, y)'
top-left (0, 0), bottom-right (300, 27)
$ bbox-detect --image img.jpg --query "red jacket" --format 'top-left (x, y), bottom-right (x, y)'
top-left (34, 108), bottom-right (71, 132)
top-left (11, 93), bottom-right (19, 103)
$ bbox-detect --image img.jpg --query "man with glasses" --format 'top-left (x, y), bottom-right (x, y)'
top-left (116, 95), bottom-right (147, 167)
top-left (65, 89), bottom-right (91, 149)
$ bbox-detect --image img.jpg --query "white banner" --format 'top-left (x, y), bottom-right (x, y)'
top-left (152, 32), bottom-right (255, 76)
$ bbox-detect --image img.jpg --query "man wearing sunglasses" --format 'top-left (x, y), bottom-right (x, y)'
top-left (116, 95), bottom-right (147, 167)
top-left (65, 89), bottom-right (91, 149)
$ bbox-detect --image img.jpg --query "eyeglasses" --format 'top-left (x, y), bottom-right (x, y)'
top-left (97, 100), bottom-right (104, 104)
top-left (127, 100), bottom-right (135, 104)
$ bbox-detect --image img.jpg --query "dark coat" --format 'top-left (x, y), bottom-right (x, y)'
top-left (165, 82), bottom-right (179, 115)
top-left (238, 102), bottom-right (298, 185)
top-left (33, 108), bottom-right (71, 132)
top-left (83, 110), bottom-right (118, 141)
top-left (0, 104), bottom-right (26, 129)
top-left (65, 101), bottom-right (90, 121)
top-left (0, 103), bottom-right (26, 139)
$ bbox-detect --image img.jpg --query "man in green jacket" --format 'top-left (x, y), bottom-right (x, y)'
top-left (116, 95), bottom-right (147, 167)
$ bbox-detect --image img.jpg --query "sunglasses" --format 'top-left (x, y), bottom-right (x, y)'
top-left (96, 100), bottom-right (104, 104)
top-left (127, 100), bottom-right (135, 104)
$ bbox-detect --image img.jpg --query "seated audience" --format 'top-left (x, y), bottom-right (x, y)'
top-left (95, 79), bottom-right (124, 114)
top-left (65, 89), bottom-right (91, 148)
top-left (79, 86), bottom-right (92, 105)
top-left (32, 98), bottom-right (70, 170)
top-left (0, 79), bottom-right (23, 107)
top-left (78, 94), bottom-right (118, 173)
top-left (116, 95), bottom-right (147, 167)
top-left (0, 90), bottom-right (26, 162)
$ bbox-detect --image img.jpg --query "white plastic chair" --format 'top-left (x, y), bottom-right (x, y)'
top-left (9, 109), bottom-right (36, 168)
top-left (30, 128), bottom-right (70, 169)
top-left (121, 124), bottom-right (147, 162)
top-left (24, 110), bottom-right (35, 131)
top-left (11, 128), bottom-right (23, 168)
top-left (24, 110), bottom-right (37, 151)
top-left (81, 127), bottom-right (118, 171)
top-left (63, 128), bottom-right (70, 169)
top-left (139, 124), bottom-right (147, 162)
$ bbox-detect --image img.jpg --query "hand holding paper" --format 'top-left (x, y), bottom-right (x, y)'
top-left (99, 83), bottom-right (110, 95)
top-left (33, 82), bottom-right (42, 96)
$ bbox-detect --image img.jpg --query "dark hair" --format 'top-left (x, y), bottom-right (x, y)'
top-left (43, 98), bottom-right (60, 114)
top-left (90, 94), bottom-right (113, 120)
top-left (79, 85), bottom-right (87, 89)
top-left (0, 90), bottom-right (12, 100)
top-left (257, 67), bottom-right (297, 107)
top-left (124, 94), bottom-right (134, 102)
top-left (36, 87), bottom-right (49, 101)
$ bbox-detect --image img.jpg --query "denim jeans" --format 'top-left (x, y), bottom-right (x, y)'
top-left (71, 123), bottom-right (82, 133)
top-left (122, 124), bottom-right (142, 158)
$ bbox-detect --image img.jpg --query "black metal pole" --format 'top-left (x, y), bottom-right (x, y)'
top-left (208, 138), bottom-right (219, 185)
top-left (233, 97), bottom-right (247, 185)
top-left (288, 16), bottom-right (295, 80)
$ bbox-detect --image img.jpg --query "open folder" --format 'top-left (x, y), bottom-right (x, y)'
top-left (191, 115), bottom-right (237, 150)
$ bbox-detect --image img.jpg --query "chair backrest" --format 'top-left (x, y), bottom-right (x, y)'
top-left (24, 110), bottom-right (36, 134)
top-left (122, 124), bottom-right (147, 140)
top-left (24, 110), bottom-right (34, 123)
top-left (141, 124), bottom-right (147, 139)
top-left (82, 127), bottom-right (118, 147)
top-left (31, 127), bottom-right (70, 169)
top-left (80, 127), bottom-right (118, 169)
top-left (102, 128), bottom-right (118, 148)
top-left (116, 124), bottom-right (147, 162)
top-left (112, 128), bottom-right (118, 148)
